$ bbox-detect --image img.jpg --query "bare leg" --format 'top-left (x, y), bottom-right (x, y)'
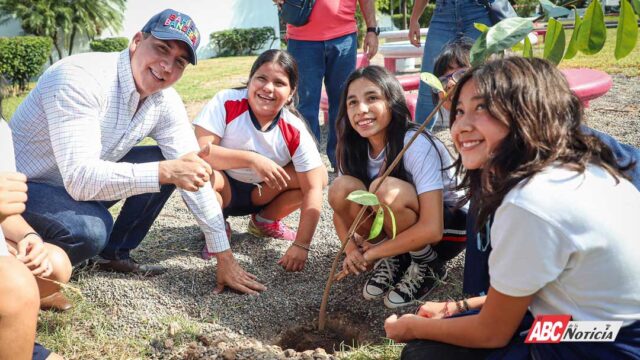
top-left (210, 169), bottom-right (231, 207)
top-left (0, 256), bottom-right (39, 360)
top-left (251, 164), bottom-right (302, 220)
top-left (35, 244), bottom-right (72, 298)
top-left (328, 175), bottom-right (374, 244)
top-left (369, 177), bottom-right (420, 237)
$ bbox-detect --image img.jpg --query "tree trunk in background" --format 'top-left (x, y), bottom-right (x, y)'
top-left (68, 27), bottom-right (77, 56)
top-left (402, 0), bottom-right (408, 29)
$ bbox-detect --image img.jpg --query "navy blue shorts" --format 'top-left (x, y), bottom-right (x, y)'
top-left (33, 343), bottom-right (51, 360)
top-left (223, 173), bottom-right (267, 218)
top-left (433, 205), bottom-right (468, 261)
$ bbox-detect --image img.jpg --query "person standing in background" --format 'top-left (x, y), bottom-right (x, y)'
top-left (276, 0), bottom-right (379, 170)
top-left (409, 0), bottom-right (490, 129)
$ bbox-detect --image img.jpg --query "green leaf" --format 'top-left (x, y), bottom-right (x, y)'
top-left (346, 190), bottom-right (379, 206)
top-left (577, 0), bottom-right (606, 55)
top-left (420, 72), bottom-right (444, 93)
top-left (383, 204), bottom-right (396, 239)
top-left (631, 0), bottom-right (640, 15)
top-left (470, 30), bottom-right (489, 66)
top-left (368, 207), bottom-right (384, 240)
top-left (485, 17), bottom-right (535, 56)
top-left (523, 35), bottom-right (534, 58)
top-left (539, 0), bottom-right (572, 19)
top-left (564, 8), bottom-right (583, 59)
top-left (615, 0), bottom-right (639, 59)
top-left (543, 18), bottom-right (566, 64)
top-left (474, 22), bottom-right (490, 33)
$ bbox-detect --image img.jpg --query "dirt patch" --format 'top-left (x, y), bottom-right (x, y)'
top-left (275, 313), bottom-right (371, 354)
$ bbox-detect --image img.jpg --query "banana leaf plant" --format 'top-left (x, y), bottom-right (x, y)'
top-left (471, 0), bottom-right (639, 66)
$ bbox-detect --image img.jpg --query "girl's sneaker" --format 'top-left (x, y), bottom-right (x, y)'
top-left (247, 214), bottom-right (297, 241)
top-left (363, 254), bottom-right (411, 300)
top-left (201, 221), bottom-right (232, 260)
top-left (383, 259), bottom-right (447, 309)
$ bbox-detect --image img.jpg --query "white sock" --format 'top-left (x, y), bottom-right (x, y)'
top-left (255, 213), bottom-right (274, 224)
top-left (410, 245), bottom-right (438, 264)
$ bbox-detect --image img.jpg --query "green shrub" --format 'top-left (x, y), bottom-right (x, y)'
top-left (210, 27), bottom-right (276, 57)
top-left (391, 5), bottom-right (435, 29)
top-left (514, 0), bottom-right (539, 17)
top-left (89, 37), bottom-right (129, 53)
top-left (0, 36), bottom-right (52, 92)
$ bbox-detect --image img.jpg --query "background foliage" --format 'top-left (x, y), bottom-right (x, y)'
top-left (89, 37), bottom-right (129, 53)
top-left (210, 27), bottom-right (277, 57)
top-left (0, 36), bottom-right (52, 91)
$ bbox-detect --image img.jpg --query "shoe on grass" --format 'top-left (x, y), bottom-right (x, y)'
top-left (247, 214), bottom-right (296, 241)
top-left (363, 254), bottom-right (410, 300)
top-left (384, 259), bottom-right (447, 309)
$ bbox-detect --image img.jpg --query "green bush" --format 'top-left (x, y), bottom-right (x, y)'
top-left (0, 36), bottom-right (52, 92)
top-left (210, 27), bottom-right (276, 57)
top-left (513, 0), bottom-right (539, 17)
top-left (89, 37), bottom-right (129, 52)
top-left (391, 5), bottom-right (435, 29)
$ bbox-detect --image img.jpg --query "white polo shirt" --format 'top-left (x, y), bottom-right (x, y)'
top-left (193, 88), bottom-right (323, 184)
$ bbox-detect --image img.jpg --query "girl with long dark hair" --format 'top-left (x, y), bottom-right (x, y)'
top-left (329, 65), bottom-right (466, 309)
top-left (195, 49), bottom-right (328, 280)
top-left (385, 57), bottom-right (640, 359)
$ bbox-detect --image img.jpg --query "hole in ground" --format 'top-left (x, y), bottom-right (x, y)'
top-left (275, 313), bottom-right (370, 354)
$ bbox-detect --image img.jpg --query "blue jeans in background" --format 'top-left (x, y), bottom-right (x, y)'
top-left (415, 0), bottom-right (491, 128)
top-left (288, 32), bottom-right (357, 168)
top-left (22, 146), bottom-right (175, 265)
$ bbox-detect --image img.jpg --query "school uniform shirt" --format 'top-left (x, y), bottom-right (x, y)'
top-left (192, 89), bottom-right (323, 184)
top-left (9, 51), bottom-right (229, 253)
top-left (0, 120), bottom-right (15, 256)
top-left (367, 130), bottom-right (462, 206)
top-left (489, 164), bottom-right (640, 324)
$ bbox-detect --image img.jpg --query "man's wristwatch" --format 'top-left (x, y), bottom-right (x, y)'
top-left (366, 27), bottom-right (380, 36)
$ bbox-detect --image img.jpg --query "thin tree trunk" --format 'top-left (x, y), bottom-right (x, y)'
top-left (68, 27), bottom-right (77, 56)
top-left (402, 0), bottom-right (408, 29)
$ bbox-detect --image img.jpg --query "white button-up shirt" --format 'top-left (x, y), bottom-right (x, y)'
top-left (10, 51), bottom-right (229, 252)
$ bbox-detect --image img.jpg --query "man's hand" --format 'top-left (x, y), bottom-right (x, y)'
top-left (0, 172), bottom-right (28, 223)
top-left (159, 152), bottom-right (213, 191)
top-left (277, 245), bottom-right (308, 272)
top-left (250, 155), bottom-right (290, 191)
top-left (363, 32), bottom-right (379, 59)
top-left (384, 314), bottom-right (419, 343)
top-left (213, 250), bottom-right (267, 295)
top-left (408, 19), bottom-right (422, 47)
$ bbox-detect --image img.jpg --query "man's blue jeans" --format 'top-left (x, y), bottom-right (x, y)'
top-left (288, 32), bottom-right (357, 168)
top-left (22, 146), bottom-right (175, 265)
top-left (415, 0), bottom-right (491, 128)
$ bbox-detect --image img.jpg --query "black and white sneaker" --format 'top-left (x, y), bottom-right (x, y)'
top-left (362, 254), bottom-right (410, 300)
top-left (383, 259), bottom-right (448, 309)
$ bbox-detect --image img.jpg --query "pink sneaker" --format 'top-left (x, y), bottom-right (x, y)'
top-left (247, 214), bottom-right (297, 241)
top-left (201, 221), bottom-right (231, 260)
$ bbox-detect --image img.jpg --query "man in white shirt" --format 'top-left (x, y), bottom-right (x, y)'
top-left (9, 9), bottom-right (266, 294)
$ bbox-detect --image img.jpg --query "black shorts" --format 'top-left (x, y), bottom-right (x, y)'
top-left (432, 205), bottom-right (468, 262)
top-left (222, 173), bottom-right (267, 218)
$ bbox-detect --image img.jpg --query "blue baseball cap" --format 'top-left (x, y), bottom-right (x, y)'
top-left (141, 9), bottom-right (201, 65)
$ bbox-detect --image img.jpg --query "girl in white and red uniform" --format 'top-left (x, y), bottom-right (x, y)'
top-left (194, 49), bottom-right (327, 272)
